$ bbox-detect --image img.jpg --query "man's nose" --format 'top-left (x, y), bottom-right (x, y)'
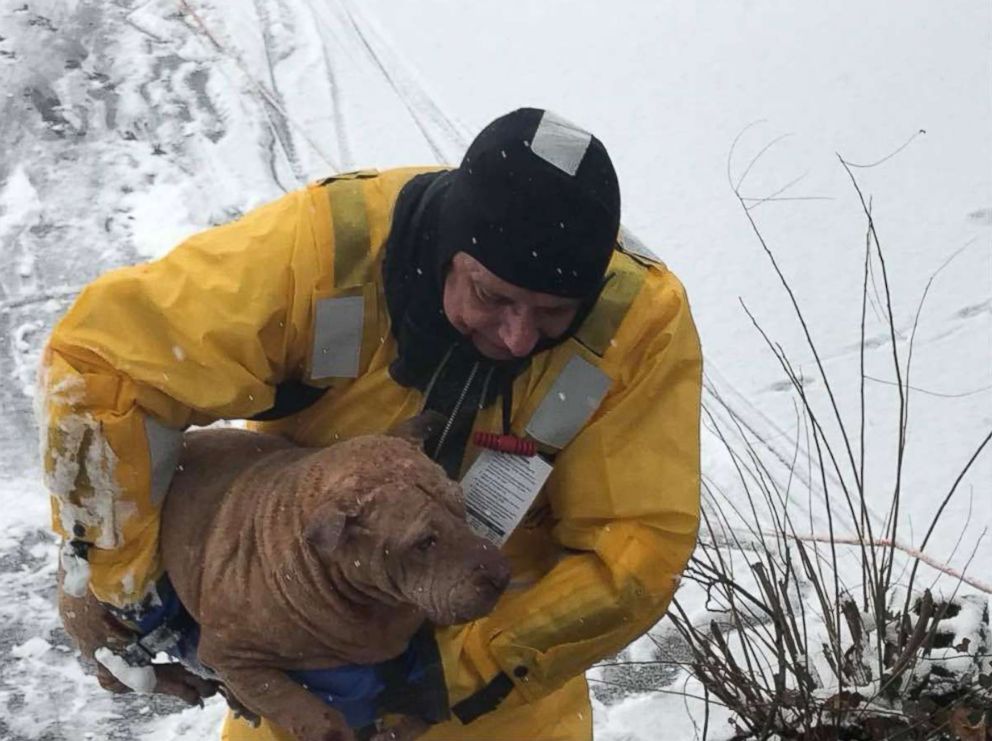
top-left (498, 310), bottom-right (540, 357)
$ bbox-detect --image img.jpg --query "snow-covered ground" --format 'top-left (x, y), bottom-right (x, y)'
top-left (1, 1), bottom-right (988, 738)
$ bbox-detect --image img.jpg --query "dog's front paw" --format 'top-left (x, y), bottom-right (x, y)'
top-left (290, 710), bottom-right (356, 741)
top-left (217, 684), bottom-right (261, 727)
top-left (153, 663), bottom-right (219, 706)
top-left (369, 716), bottom-right (428, 741)
top-left (95, 664), bottom-right (132, 695)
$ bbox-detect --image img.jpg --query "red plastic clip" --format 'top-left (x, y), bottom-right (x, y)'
top-left (473, 431), bottom-right (537, 457)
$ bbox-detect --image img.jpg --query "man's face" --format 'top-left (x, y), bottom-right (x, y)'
top-left (442, 253), bottom-right (581, 360)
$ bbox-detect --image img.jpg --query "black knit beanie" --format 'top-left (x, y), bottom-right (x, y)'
top-left (437, 108), bottom-right (620, 299)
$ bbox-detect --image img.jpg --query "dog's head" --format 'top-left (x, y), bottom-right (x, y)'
top-left (301, 416), bottom-right (511, 626)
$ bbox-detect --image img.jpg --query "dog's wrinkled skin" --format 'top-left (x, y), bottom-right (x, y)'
top-left (55, 418), bottom-right (511, 741)
top-left (155, 421), bottom-right (510, 741)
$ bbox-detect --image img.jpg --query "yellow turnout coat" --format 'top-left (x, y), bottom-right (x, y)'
top-left (40, 167), bottom-right (702, 740)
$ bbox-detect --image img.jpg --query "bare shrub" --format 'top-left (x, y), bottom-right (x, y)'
top-left (670, 140), bottom-right (992, 740)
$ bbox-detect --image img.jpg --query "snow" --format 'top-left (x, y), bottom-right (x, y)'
top-left (1, 0), bottom-right (989, 738)
top-left (94, 648), bottom-right (158, 694)
top-left (10, 637), bottom-right (52, 661)
top-left (59, 541), bottom-right (90, 598)
top-left (0, 167), bottom-right (41, 244)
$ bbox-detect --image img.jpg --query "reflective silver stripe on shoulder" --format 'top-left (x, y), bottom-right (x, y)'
top-left (526, 355), bottom-right (613, 449)
top-left (620, 225), bottom-right (661, 262)
top-left (310, 295), bottom-right (364, 379)
top-left (530, 111), bottom-right (592, 177)
top-left (144, 415), bottom-right (183, 507)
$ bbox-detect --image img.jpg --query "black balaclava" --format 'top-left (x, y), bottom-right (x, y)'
top-left (383, 108), bottom-right (620, 476)
top-left (438, 107), bottom-right (620, 298)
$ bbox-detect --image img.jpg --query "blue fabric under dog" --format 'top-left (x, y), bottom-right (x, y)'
top-left (117, 574), bottom-right (418, 730)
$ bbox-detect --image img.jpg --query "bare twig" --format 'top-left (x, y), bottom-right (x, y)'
top-left (842, 129), bottom-right (926, 169)
top-left (765, 531), bottom-right (992, 594)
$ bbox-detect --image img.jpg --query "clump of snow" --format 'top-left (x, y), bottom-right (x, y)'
top-left (13, 320), bottom-right (45, 399)
top-left (11, 637), bottom-right (52, 660)
top-left (95, 648), bottom-right (157, 694)
top-left (59, 540), bottom-right (90, 598)
top-left (912, 592), bottom-right (990, 691)
top-left (18, 251), bottom-right (35, 278)
top-left (0, 165), bottom-right (41, 239)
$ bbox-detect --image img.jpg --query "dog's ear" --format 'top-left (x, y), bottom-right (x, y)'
top-left (388, 411), bottom-right (445, 448)
top-left (305, 507), bottom-right (352, 553)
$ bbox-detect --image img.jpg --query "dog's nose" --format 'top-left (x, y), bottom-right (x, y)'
top-left (474, 560), bottom-right (510, 593)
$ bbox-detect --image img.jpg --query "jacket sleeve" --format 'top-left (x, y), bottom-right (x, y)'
top-left (39, 188), bottom-right (323, 609)
top-left (437, 268), bottom-right (702, 712)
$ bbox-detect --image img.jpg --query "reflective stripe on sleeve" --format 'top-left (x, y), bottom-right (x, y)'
top-left (327, 179), bottom-right (372, 289)
top-left (310, 295), bottom-right (364, 379)
top-left (525, 355), bottom-right (612, 450)
top-left (530, 111), bottom-right (592, 177)
top-left (574, 250), bottom-right (646, 357)
top-left (144, 415), bottom-right (183, 507)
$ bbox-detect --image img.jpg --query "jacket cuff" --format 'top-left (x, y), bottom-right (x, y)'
top-left (451, 671), bottom-right (514, 724)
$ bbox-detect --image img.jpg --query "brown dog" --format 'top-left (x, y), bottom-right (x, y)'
top-left (171, 421), bottom-right (509, 740)
top-left (60, 420), bottom-right (511, 741)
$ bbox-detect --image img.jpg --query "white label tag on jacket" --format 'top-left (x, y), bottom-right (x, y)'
top-left (460, 450), bottom-right (553, 546)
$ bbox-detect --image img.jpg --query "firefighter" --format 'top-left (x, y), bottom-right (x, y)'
top-left (40, 108), bottom-right (702, 740)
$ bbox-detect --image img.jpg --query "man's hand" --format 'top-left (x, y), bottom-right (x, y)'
top-left (57, 561), bottom-right (218, 706)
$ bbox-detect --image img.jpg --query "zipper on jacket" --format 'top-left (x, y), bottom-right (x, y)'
top-left (420, 345), bottom-right (454, 409)
top-left (432, 361), bottom-right (479, 460)
top-left (477, 366), bottom-right (495, 411)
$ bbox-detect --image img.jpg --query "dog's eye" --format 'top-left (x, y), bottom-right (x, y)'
top-left (416, 535), bottom-right (438, 552)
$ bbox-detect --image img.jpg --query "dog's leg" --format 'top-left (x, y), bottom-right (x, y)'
top-left (151, 663), bottom-right (220, 706)
top-left (219, 667), bottom-right (354, 741)
top-left (369, 716), bottom-right (429, 741)
top-left (200, 643), bottom-right (355, 741)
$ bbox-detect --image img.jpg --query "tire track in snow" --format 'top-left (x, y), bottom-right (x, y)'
top-left (178, 0), bottom-right (298, 190)
top-left (311, 0), bottom-right (470, 165)
top-left (282, 0), bottom-right (354, 169)
top-left (248, 0), bottom-right (305, 186)
top-left (342, 0), bottom-right (470, 161)
top-left (321, 34), bottom-right (355, 170)
top-left (177, 0), bottom-right (339, 178)
top-left (185, 0), bottom-right (466, 172)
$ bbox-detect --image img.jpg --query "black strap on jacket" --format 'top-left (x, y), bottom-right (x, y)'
top-left (249, 379), bottom-right (331, 422)
top-left (375, 622), bottom-right (451, 723)
top-left (450, 671), bottom-right (515, 725)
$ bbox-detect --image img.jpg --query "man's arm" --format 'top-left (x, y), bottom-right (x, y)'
top-left (437, 267), bottom-right (702, 717)
top-left (40, 188), bottom-right (322, 610)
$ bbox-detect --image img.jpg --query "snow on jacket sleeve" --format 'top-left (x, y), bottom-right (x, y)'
top-left (437, 267), bottom-right (702, 710)
top-left (39, 188), bottom-right (321, 608)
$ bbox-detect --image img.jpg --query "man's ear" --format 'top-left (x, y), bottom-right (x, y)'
top-left (388, 411), bottom-right (445, 448)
